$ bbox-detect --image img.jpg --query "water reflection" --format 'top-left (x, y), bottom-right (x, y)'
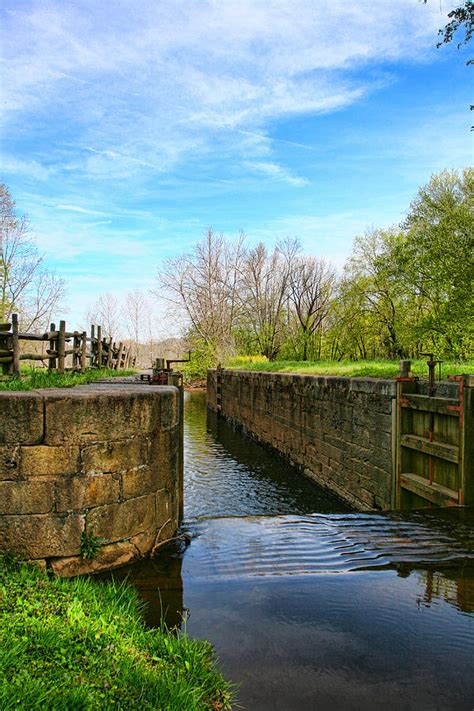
top-left (185, 391), bottom-right (350, 520)
top-left (109, 391), bottom-right (474, 710)
top-left (415, 569), bottom-right (474, 614)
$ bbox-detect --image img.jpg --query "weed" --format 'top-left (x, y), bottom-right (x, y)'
top-left (80, 531), bottom-right (103, 560)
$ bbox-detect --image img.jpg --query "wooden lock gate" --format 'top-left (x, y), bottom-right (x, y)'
top-left (396, 375), bottom-right (473, 509)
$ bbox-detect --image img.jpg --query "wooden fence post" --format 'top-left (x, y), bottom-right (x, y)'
top-left (0, 321), bottom-right (13, 375)
top-left (81, 331), bottom-right (87, 373)
top-left (117, 342), bottom-right (124, 370)
top-left (49, 322), bottom-right (57, 371)
top-left (57, 320), bottom-right (66, 374)
top-left (11, 314), bottom-right (20, 378)
top-left (73, 331), bottom-right (80, 370)
top-left (90, 325), bottom-right (95, 367)
top-left (106, 337), bottom-right (113, 368)
top-left (97, 326), bottom-right (103, 369)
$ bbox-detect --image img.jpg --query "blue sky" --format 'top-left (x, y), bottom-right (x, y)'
top-left (1, 0), bottom-right (472, 333)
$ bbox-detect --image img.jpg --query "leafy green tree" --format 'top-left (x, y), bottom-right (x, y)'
top-left (342, 228), bottom-right (411, 359)
top-left (325, 276), bottom-right (378, 360)
top-left (436, 0), bottom-right (473, 55)
top-left (398, 168), bottom-right (473, 357)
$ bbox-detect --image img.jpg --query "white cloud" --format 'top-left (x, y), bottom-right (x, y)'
top-left (244, 161), bottom-right (309, 187)
top-left (1, 0), bottom-right (458, 182)
top-left (56, 204), bottom-right (108, 216)
top-left (1, 156), bottom-right (54, 181)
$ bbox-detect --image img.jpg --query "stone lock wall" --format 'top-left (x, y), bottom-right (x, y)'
top-left (208, 370), bottom-right (397, 511)
top-left (0, 383), bottom-right (181, 576)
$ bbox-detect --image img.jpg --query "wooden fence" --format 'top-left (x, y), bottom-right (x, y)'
top-left (0, 314), bottom-right (136, 377)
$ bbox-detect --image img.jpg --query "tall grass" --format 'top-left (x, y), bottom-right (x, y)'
top-left (0, 557), bottom-right (232, 710)
top-left (0, 367), bottom-right (137, 391)
top-left (224, 356), bottom-right (474, 379)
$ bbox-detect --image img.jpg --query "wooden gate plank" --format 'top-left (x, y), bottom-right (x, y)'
top-left (400, 394), bottom-right (460, 416)
top-left (400, 434), bottom-right (459, 463)
top-left (400, 472), bottom-right (459, 505)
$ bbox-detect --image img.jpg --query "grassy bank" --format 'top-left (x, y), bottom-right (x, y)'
top-left (224, 356), bottom-right (474, 379)
top-left (0, 367), bottom-right (137, 391)
top-left (0, 558), bottom-right (232, 710)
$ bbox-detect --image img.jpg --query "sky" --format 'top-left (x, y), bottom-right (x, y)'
top-left (1, 0), bottom-right (472, 333)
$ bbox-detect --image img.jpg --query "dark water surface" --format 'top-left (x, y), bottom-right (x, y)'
top-left (114, 391), bottom-right (474, 710)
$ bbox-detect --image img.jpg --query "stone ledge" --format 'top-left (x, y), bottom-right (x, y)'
top-left (50, 541), bottom-right (137, 577)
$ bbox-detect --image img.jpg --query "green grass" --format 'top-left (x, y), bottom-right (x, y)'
top-left (0, 367), bottom-right (137, 391)
top-left (224, 356), bottom-right (474, 379)
top-left (0, 557), bottom-right (232, 710)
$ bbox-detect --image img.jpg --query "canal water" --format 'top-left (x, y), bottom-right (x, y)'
top-left (115, 391), bottom-right (474, 710)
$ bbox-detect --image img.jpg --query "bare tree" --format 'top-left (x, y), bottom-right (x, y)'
top-left (89, 292), bottom-right (121, 340)
top-left (123, 289), bottom-right (149, 360)
top-left (239, 238), bottom-right (300, 360)
top-left (288, 256), bottom-right (336, 360)
top-left (157, 229), bottom-right (246, 359)
top-left (0, 183), bottom-right (65, 330)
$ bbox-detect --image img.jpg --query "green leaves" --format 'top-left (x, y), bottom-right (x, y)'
top-left (79, 531), bottom-right (103, 560)
top-left (333, 168), bottom-right (473, 360)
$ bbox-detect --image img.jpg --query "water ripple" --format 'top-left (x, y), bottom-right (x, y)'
top-left (183, 513), bottom-right (474, 579)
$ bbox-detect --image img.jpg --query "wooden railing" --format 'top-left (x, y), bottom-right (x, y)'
top-left (0, 314), bottom-right (136, 377)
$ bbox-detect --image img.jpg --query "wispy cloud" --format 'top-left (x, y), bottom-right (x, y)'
top-left (83, 146), bottom-right (157, 170)
top-left (244, 161), bottom-right (309, 187)
top-left (56, 204), bottom-right (108, 216)
top-left (1, 0), bottom-right (458, 181)
top-left (1, 156), bottom-right (54, 181)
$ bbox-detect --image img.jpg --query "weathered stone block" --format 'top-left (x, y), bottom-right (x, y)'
top-left (0, 480), bottom-right (55, 515)
top-left (155, 488), bottom-right (173, 523)
top-left (0, 392), bottom-right (43, 444)
top-left (86, 494), bottom-right (156, 542)
top-left (130, 528), bottom-right (158, 556)
top-left (350, 379), bottom-right (396, 397)
top-left (0, 445), bottom-right (20, 480)
top-left (0, 513), bottom-right (83, 559)
top-left (82, 438), bottom-right (148, 474)
top-left (50, 541), bottom-right (137, 577)
top-left (148, 430), bottom-right (179, 489)
top-left (122, 465), bottom-right (160, 500)
top-left (160, 389), bottom-right (179, 431)
top-left (21, 445), bottom-right (80, 477)
top-left (55, 474), bottom-right (120, 512)
top-left (43, 386), bottom-right (168, 445)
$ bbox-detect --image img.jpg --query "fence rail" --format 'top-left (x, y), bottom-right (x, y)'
top-left (0, 314), bottom-right (136, 377)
